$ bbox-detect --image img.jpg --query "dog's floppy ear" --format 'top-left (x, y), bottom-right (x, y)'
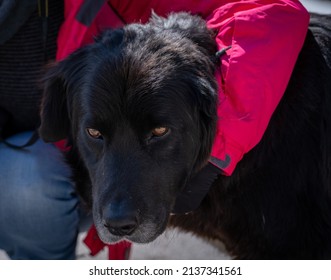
top-left (39, 62), bottom-right (70, 142)
top-left (150, 12), bottom-right (217, 58)
top-left (39, 47), bottom-right (90, 142)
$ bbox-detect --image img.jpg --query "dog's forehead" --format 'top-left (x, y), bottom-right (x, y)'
top-left (71, 23), bottom-right (211, 129)
top-left (77, 47), bottom-right (192, 114)
top-left (74, 70), bottom-right (195, 136)
top-left (79, 77), bottom-right (190, 128)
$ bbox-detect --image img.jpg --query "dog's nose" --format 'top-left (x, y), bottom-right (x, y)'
top-left (103, 211), bottom-right (139, 236)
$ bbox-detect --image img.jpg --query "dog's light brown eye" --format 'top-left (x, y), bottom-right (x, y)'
top-left (86, 128), bottom-right (103, 139)
top-left (151, 127), bottom-right (169, 137)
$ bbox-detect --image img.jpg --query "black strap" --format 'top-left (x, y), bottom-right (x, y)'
top-left (215, 45), bottom-right (232, 59)
top-left (76, 0), bottom-right (127, 27)
top-left (172, 161), bottom-right (221, 214)
top-left (76, 0), bottom-right (107, 27)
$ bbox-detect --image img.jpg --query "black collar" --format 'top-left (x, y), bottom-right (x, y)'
top-left (171, 162), bottom-right (221, 214)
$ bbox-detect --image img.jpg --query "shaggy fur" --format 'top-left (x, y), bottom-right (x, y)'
top-left (39, 12), bottom-right (331, 259)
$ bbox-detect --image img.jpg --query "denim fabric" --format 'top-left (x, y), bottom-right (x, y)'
top-left (0, 132), bottom-right (79, 259)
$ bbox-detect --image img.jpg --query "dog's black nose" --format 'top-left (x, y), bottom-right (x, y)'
top-left (103, 211), bottom-right (138, 236)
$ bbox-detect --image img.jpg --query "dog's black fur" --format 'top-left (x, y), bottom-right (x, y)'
top-left (39, 12), bottom-right (331, 259)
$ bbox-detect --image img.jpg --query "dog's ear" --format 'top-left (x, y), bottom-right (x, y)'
top-left (150, 12), bottom-right (217, 58)
top-left (39, 47), bottom-right (90, 142)
top-left (39, 62), bottom-right (70, 142)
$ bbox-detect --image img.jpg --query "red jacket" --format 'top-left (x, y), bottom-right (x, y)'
top-left (55, 0), bottom-right (309, 258)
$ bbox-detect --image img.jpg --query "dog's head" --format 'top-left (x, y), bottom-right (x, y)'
top-left (39, 12), bottom-right (218, 244)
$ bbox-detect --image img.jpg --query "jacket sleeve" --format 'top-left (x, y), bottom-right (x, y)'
top-left (206, 1), bottom-right (310, 175)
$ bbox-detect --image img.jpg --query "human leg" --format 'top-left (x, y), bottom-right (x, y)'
top-left (0, 131), bottom-right (79, 259)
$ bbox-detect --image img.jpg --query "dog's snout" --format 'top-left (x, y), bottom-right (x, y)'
top-left (103, 209), bottom-right (139, 236)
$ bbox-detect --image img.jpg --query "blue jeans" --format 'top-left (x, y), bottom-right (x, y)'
top-left (0, 132), bottom-right (79, 259)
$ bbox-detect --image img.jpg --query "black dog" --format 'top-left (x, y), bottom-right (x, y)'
top-left (39, 12), bottom-right (331, 259)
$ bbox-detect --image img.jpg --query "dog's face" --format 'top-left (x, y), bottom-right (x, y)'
top-left (39, 13), bottom-right (218, 244)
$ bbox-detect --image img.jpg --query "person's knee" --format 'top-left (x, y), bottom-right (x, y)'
top-left (0, 132), bottom-right (79, 259)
